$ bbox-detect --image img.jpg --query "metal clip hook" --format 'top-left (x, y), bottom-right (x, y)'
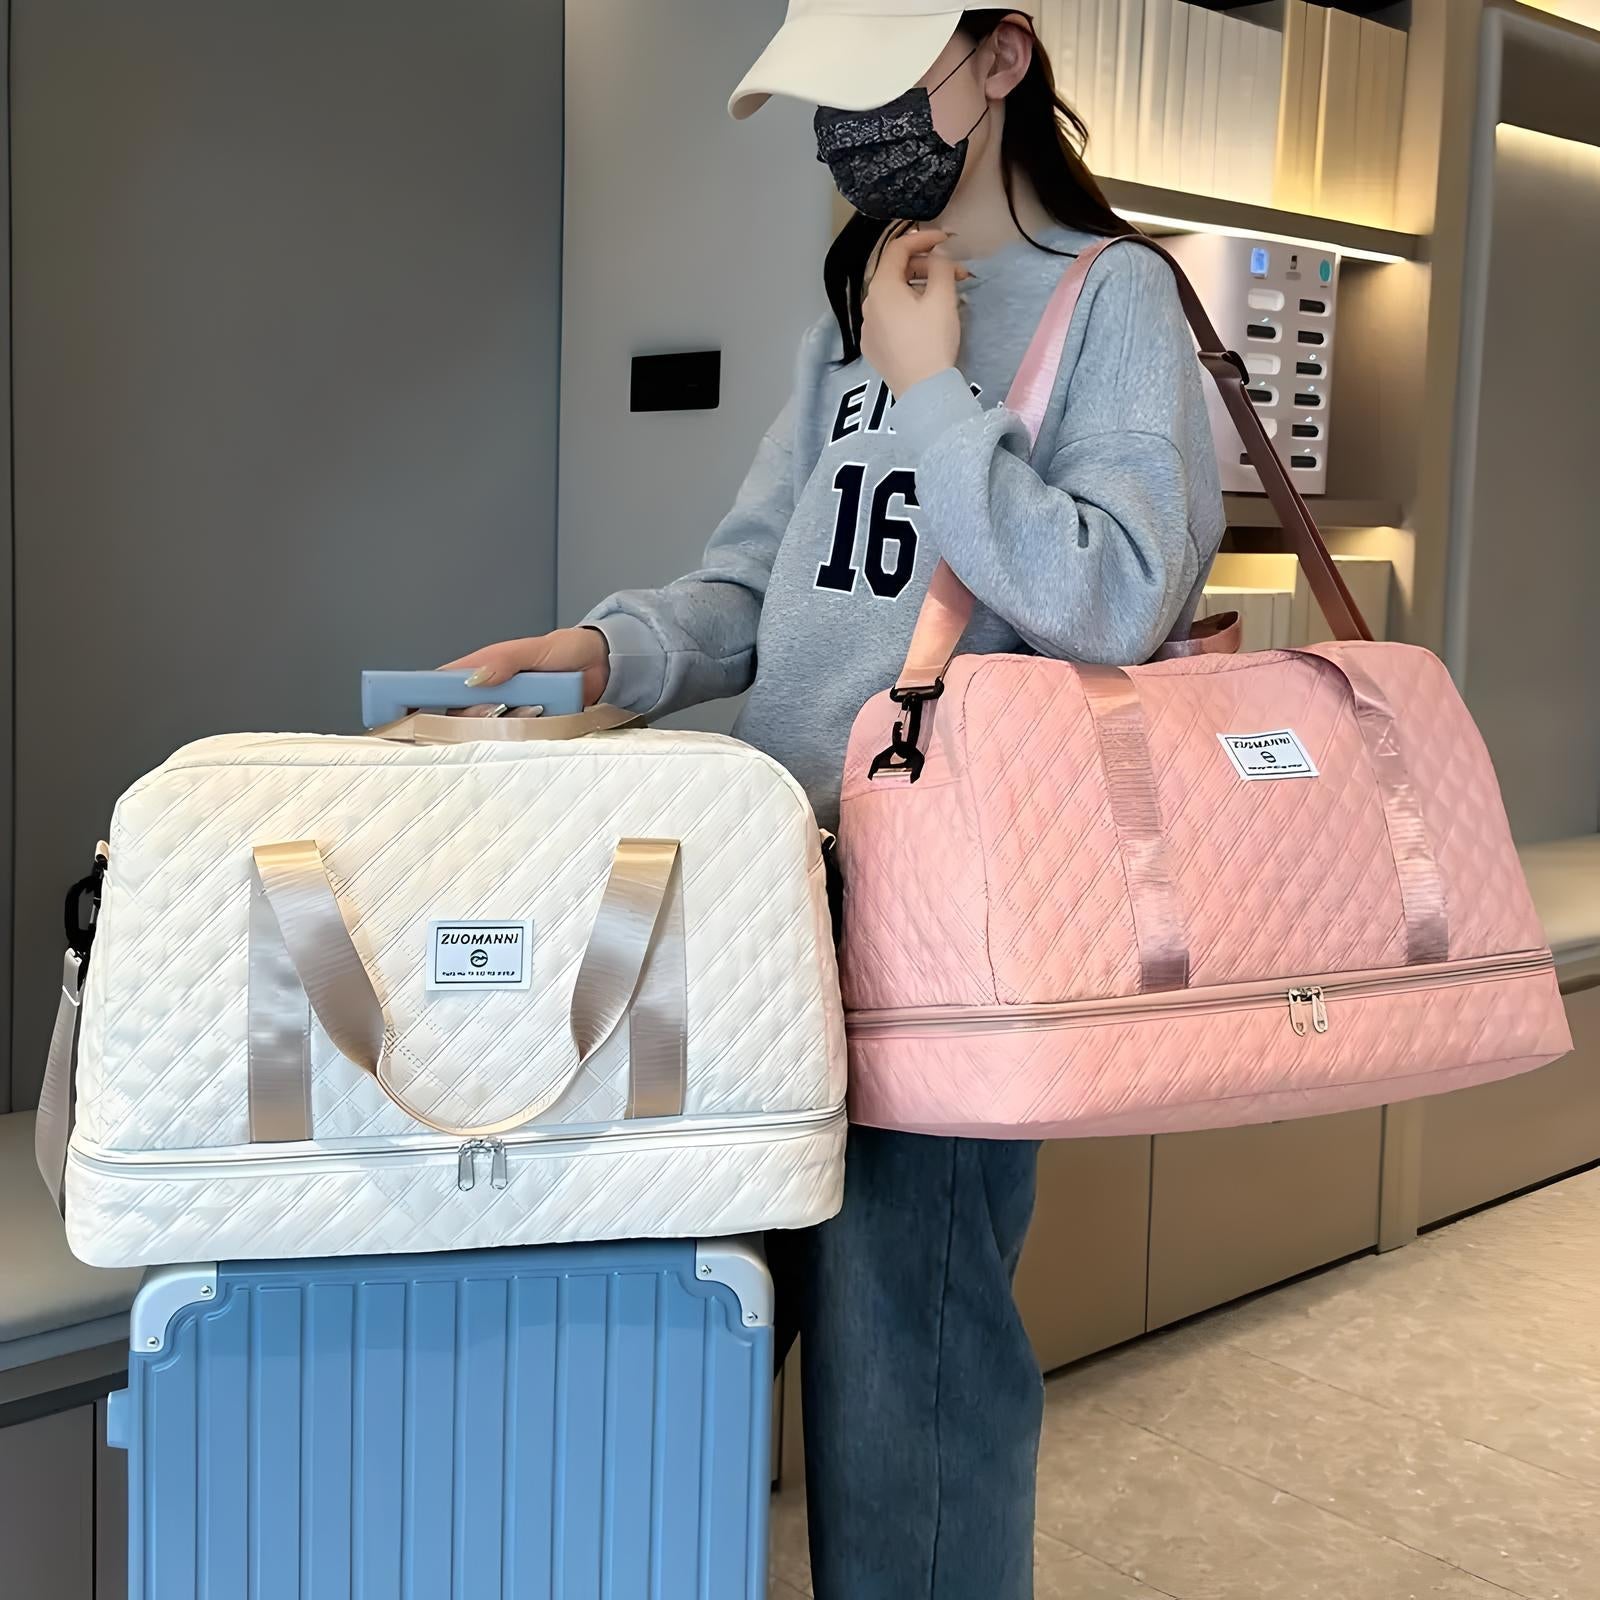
top-left (868, 681), bottom-right (944, 784)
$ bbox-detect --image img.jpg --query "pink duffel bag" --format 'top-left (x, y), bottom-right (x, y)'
top-left (837, 235), bottom-right (1572, 1139)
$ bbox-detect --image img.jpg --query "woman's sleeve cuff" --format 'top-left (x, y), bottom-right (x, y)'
top-left (585, 613), bottom-right (665, 713)
top-left (890, 368), bottom-right (985, 457)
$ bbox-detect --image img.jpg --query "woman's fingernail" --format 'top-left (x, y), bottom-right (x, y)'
top-left (465, 667), bottom-right (495, 688)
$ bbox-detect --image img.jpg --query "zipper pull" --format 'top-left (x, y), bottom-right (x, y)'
top-left (1309, 986), bottom-right (1330, 1035)
top-left (457, 1139), bottom-right (509, 1192)
top-left (458, 1140), bottom-right (486, 1192)
top-left (1287, 986), bottom-right (1330, 1037)
top-left (1287, 988), bottom-right (1310, 1037)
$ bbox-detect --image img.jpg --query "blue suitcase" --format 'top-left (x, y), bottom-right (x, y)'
top-left (106, 1240), bottom-right (774, 1599)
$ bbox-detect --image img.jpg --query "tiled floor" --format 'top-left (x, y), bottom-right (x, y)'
top-left (769, 1166), bottom-right (1600, 1598)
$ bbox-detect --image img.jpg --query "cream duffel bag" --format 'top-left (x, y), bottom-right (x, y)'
top-left (37, 675), bottom-right (847, 1269)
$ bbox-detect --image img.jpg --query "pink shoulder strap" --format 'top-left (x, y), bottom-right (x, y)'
top-left (894, 234), bottom-right (1374, 697)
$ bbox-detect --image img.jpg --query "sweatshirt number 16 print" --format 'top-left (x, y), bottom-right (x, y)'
top-left (816, 464), bottom-right (921, 599)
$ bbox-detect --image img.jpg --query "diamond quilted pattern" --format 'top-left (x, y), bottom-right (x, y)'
top-left (849, 967), bottom-right (1571, 1137)
top-left (77, 732), bottom-right (846, 1160)
top-left (66, 1117), bottom-right (846, 1270)
top-left (1317, 644), bottom-right (1547, 961)
top-left (962, 663), bottom-right (1140, 1002)
top-left (840, 646), bottom-right (1551, 1010)
top-left (837, 641), bottom-right (1566, 1137)
top-left (1139, 652), bottom-right (1407, 986)
top-left (837, 690), bottom-right (995, 1011)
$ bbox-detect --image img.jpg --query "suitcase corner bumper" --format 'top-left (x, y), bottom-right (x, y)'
top-left (130, 1263), bottom-right (219, 1354)
top-left (694, 1237), bottom-right (774, 1329)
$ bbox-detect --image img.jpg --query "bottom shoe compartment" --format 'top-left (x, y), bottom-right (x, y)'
top-left (67, 1108), bottom-right (847, 1268)
top-left (846, 953), bottom-right (1570, 1137)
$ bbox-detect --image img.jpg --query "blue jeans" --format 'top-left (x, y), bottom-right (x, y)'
top-left (771, 1126), bottom-right (1044, 1599)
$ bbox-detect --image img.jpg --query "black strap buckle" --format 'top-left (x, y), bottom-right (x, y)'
top-left (1202, 348), bottom-right (1250, 384)
top-left (868, 681), bottom-right (944, 784)
top-left (64, 850), bottom-right (109, 965)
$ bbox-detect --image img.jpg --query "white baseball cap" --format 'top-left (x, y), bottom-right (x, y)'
top-left (729, 0), bottom-right (970, 121)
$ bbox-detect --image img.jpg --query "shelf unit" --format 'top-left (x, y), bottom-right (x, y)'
top-left (1117, 1), bottom-right (1465, 643)
top-left (1222, 494), bottom-right (1402, 530)
top-left (1199, 0), bottom-right (1412, 17)
top-left (1101, 178), bottom-right (1424, 262)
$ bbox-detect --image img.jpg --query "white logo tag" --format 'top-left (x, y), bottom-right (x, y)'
top-left (1219, 729), bottom-right (1319, 782)
top-left (427, 921), bottom-right (532, 993)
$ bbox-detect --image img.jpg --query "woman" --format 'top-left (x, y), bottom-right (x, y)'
top-left (449, 7), bottom-right (1224, 1595)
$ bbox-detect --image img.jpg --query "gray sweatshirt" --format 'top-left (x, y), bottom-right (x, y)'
top-left (586, 227), bottom-right (1225, 829)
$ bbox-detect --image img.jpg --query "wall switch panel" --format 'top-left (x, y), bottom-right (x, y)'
top-left (1163, 232), bottom-right (1341, 496)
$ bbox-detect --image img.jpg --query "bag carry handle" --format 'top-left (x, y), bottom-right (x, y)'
top-left (361, 669), bottom-right (588, 728)
top-left (35, 844), bottom-right (109, 1214)
top-left (893, 233), bottom-right (1373, 703)
top-left (31, 834), bottom-right (687, 1216)
top-left (248, 838), bottom-right (686, 1143)
top-left (36, 950), bottom-right (87, 1215)
top-left (375, 704), bottom-right (641, 746)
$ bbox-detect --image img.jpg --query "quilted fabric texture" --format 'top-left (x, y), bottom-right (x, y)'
top-left (848, 968), bottom-right (1570, 1138)
top-left (838, 643), bottom-right (1570, 1136)
top-left (1315, 643), bottom-right (1548, 961)
top-left (838, 694), bottom-right (996, 1012)
top-left (69, 729), bottom-right (847, 1262)
top-left (66, 1118), bottom-right (846, 1269)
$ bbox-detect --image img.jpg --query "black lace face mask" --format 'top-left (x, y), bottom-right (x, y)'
top-left (814, 50), bottom-right (988, 223)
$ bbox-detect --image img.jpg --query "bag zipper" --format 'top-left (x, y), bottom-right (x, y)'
top-left (846, 950), bottom-right (1555, 1041)
top-left (71, 1103), bottom-right (847, 1192)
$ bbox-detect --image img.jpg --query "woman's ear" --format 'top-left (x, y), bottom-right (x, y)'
top-left (983, 17), bottom-right (1036, 103)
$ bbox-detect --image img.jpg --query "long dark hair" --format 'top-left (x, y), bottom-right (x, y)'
top-left (823, 9), bottom-right (1131, 364)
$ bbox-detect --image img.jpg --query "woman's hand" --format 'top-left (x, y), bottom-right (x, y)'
top-left (440, 627), bottom-right (611, 710)
top-left (861, 228), bottom-right (970, 398)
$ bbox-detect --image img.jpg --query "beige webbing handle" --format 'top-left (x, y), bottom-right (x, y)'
top-left (249, 838), bottom-right (686, 1142)
top-left (376, 704), bottom-right (642, 746)
top-left (35, 950), bottom-right (86, 1217)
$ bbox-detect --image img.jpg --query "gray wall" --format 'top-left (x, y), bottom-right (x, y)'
top-left (0, 4), bottom-right (12, 1115)
top-left (8, 1), bottom-right (565, 1104)
top-left (1460, 122), bottom-right (1600, 843)
top-left (559, 0), bottom-right (832, 731)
